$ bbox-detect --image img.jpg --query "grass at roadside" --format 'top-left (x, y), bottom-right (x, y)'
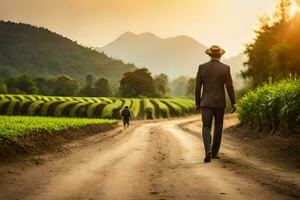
top-left (237, 77), bottom-right (300, 131)
top-left (0, 116), bottom-right (117, 139)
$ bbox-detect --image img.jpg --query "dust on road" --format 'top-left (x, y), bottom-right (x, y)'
top-left (0, 116), bottom-right (299, 200)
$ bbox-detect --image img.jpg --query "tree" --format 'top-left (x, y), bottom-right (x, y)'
top-left (0, 65), bottom-right (20, 78)
top-left (34, 77), bottom-right (55, 95)
top-left (243, 0), bottom-right (300, 87)
top-left (5, 77), bottom-right (18, 93)
top-left (119, 68), bottom-right (156, 97)
top-left (0, 79), bottom-right (7, 94)
top-left (53, 75), bottom-right (79, 96)
top-left (79, 85), bottom-right (96, 97)
top-left (94, 77), bottom-right (112, 97)
top-left (6, 75), bottom-right (37, 94)
top-left (186, 78), bottom-right (195, 97)
top-left (170, 76), bottom-right (189, 97)
top-left (17, 75), bottom-right (38, 94)
top-left (154, 73), bottom-right (170, 97)
top-left (274, 0), bottom-right (292, 22)
top-left (86, 75), bottom-right (94, 87)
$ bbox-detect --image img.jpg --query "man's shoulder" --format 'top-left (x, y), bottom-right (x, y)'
top-left (198, 61), bottom-right (211, 69)
top-left (198, 60), bottom-right (230, 70)
top-left (218, 61), bottom-right (230, 69)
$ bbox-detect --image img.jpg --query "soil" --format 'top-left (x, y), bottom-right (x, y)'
top-left (180, 114), bottom-right (300, 170)
top-left (0, 124), bottom-right (117, 164)
top-left (0, 115), bottom-right (299, 200)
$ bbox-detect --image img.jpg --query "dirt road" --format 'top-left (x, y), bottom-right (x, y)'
top-left (0, 116), bottom-right (299, 200)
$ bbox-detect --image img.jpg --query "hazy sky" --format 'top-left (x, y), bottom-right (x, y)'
top-left (0, 0), bottom-right (281, 57)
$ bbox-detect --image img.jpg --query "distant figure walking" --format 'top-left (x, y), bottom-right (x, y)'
top-left (195, 45), bottom-right (236, 163)
top-left (121, 106), bottom-right (132, 130)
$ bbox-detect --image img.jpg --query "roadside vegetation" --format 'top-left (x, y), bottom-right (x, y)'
top-left (242, 0), bottom-right (299, 88)
top-left (0, 116), bottom-right (117, 139)
top-left (237, 1), bottom-right (300, 133)
top-left (237, 77), bottom-right (299, 132)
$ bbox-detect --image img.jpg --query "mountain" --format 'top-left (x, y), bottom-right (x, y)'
top-left (98, 32), bottom-right (208, 79)
top-left (98, 32), bottom-right (247, 87)
top-left (0, 21), bottom-right (137, 86)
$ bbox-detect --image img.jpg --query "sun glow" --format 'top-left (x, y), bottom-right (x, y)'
top-left (289, 1), bottom-right (300, 17)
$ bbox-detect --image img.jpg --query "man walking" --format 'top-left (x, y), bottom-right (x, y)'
top-left (121, 106), bottom-right (132, 130)
top-left (195, 45), bottom-right (236, 163)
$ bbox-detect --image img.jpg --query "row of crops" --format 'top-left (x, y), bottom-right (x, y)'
top-left (0, 116), bottom-right (117, 139)
top-left (0, 95), bottom-right (195, 120)
top-left (237, 78), bottom-right (300, 131)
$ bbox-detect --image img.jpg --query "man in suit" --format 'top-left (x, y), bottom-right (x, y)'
top-left (195, 45), bottom-right (236, 163)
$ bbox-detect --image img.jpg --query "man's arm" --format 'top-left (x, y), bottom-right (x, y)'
top-left (225, 66), bottom-right (236, 107)
top-left (195, 66), bottom-right (203, 109)
top-left (129, 111), bottom-right (132, 119)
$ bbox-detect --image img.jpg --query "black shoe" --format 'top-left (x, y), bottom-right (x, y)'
top-left (204, 152), bottom-right (212, 163)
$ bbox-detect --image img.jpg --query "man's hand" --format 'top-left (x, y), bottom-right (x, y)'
top-left (230, 105), bottom-right (236, 113)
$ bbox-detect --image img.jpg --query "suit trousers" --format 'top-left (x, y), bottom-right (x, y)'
top-left (201, 107), bottom-right (225, 156)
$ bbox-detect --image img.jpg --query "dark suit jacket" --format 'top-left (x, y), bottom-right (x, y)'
top-left (195, 59), bottom-right (236, 108)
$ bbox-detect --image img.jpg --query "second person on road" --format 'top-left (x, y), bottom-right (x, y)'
top-left (121, 106), bottom-right (132, 130)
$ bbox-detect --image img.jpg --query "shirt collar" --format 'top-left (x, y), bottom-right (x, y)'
top-left (211, 58), bottom-right (220, 61)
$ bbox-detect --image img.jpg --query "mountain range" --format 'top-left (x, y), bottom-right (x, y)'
top-left (0, 21), bottom-right (246, 90)
top-left (0, 21), bottom-right (137, 86)
top-left (98, 32), bottom-right (246, 88)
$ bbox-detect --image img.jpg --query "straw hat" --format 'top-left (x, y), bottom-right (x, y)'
top-left (205, 45), bottom-right (225, 56)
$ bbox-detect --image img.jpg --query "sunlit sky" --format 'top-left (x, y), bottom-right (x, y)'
top-left (0, 0), bottom-right (296, 57)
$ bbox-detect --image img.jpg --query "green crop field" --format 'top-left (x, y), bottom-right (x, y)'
top-left (0, 116), bottom-right (117, 139)
top-left (237, 78), bottom-right (300, 131)
top-left (0, 95), bottom-right (195, 120)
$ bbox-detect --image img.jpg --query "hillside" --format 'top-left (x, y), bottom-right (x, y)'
top-left (98, 32), bottom-right (246, 88)
top-left (99, 32), bottom-right (208, 79)
top-left (0, 21), bottom-right (137, 86)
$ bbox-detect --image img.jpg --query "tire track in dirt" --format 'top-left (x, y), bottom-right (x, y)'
top-left (0, 117), bottom-right (297, 200)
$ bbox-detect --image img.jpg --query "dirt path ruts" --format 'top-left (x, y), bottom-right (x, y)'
top-left (0, 116), bottom-right (299, 200)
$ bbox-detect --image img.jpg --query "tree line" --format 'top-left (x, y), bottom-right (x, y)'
top-left (0, 75), bottom-right (112, 97)
top-left (243, 0), bottom-right (300, 87)
top-left (0, 68), bottom-right (195, 98)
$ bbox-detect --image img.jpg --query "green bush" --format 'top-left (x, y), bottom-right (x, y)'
top-left (161, 99), bottom-right (182, 117)
top-left (130, 99), bottom-right (141, 118)
top-left (101, 97), bottom-right (114, 103)
top-left (0, 94), bottom-right (195, 119)
top-left (6, 96), bottom-right (19, 115)
top-left (41, 101), bottom-right (55, 116)
top-left (54, 101), bottom-right (79, 117)
top-left (0, 96), bottom-right (9, 114)
top-left (101, 99), bottom-right (123, 119)
top-left (170, 99), bottom-right (195, 114)
top-left (151, 99), bottom-right (170, 118)
top-left (69, 102), bottom-right (90, 117)
top-left (86, 102), bottom-right (103, 117)
top-left (237, 78), bottom-right (300, 131)
top-left (119, 99), bottom-right (132, 116)
top-left (27, 100), bottom-right (45, 116)
top-left (143, 99), bottom-right (155, 119)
